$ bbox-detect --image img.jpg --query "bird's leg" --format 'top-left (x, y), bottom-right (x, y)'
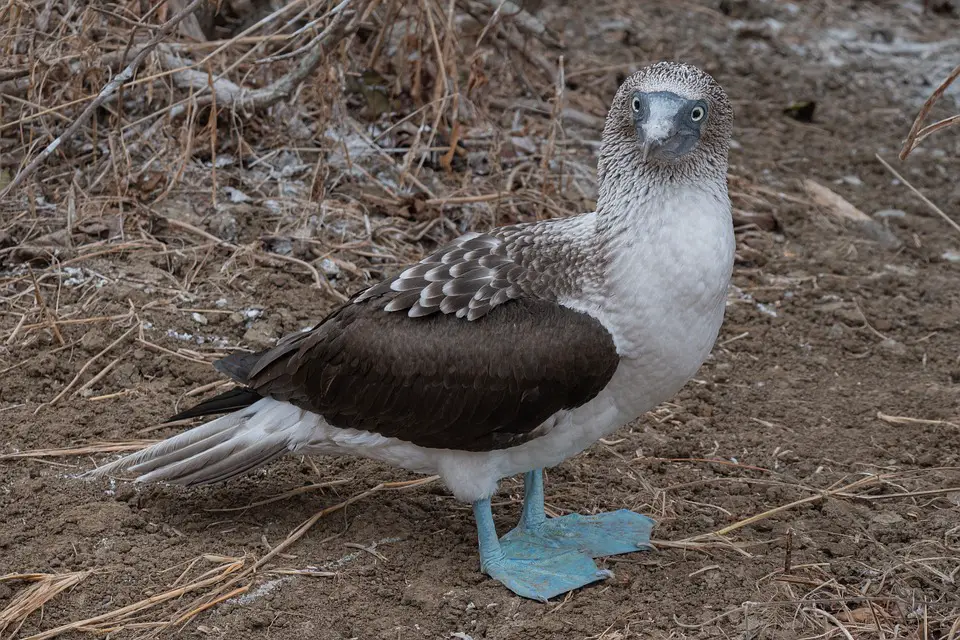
top-left (473, 498), bottom-right (506, 569)
top-left (505, 469), bottom-right (656, 560)
top-left (471, 497), bottom-right (607, 602)
top-left (519, 469), bottom-right (546, 529)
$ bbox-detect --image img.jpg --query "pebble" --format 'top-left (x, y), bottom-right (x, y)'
top-left (878, 338), bottom-right (908, 358)
top-left (321, 258), bottom-right (341, 276)
top-left (870, 511), bottom-right (903, 525)
top-left (243, 323), bottom-right (278, 349)
top-left (826, 322), bottom-right (846, 340)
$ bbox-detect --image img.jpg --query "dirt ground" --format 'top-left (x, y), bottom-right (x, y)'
top-left (2, 0), bottom-right (960, 638)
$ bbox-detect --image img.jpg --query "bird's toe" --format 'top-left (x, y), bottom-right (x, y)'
top-left (481, 547), bottom-right (608, 601)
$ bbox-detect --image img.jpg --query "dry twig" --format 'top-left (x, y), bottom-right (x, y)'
top-left (900, 63), bottom-right (960, 160)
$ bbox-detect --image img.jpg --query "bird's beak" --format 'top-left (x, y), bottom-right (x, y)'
top-left (639, 138), bottom-right (663, 163)
top-left (637, 101), bottom-right (680, 162)
top-left (633, 91), bottom-right (700, 162)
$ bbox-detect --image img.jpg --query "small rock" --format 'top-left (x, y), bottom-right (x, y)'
top-left (114, 484), bottom-right (136, 502)
top-left (265, 236), bottom-right (293, 256)
top-left (243, 322), bottom-right (278, 349)
top-left (878, 338), bottom-right (908, 358)
top-left (191, 312), bottom-right (208, 325)
top-left (320, 258), bottom-right (341, 276)
top-left (206, 212), bottom-right (238, 243)
top-left (826, 322), bottom-right (846, 340)
top-left (870, 511), bottom-right (904, 526)
top-left (467, 151), bottom-right (491, 176)
top-left (833, 307), bottom-right (862, 325)
top-left (80, 329), bottom-right (108, 353)
top-left (839, 175), bottom-right (863, 186)
top-left (223, 186), bottom-right (251, 203)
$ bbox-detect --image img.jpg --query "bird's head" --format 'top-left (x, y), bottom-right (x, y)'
top-left (599, 62), bottom-right (733, 182)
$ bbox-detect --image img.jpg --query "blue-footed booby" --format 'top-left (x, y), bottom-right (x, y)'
top-left (90, 61), bottom-right (735, 602)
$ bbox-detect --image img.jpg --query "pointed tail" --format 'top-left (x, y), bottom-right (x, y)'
top-left (87, 398), bottom-right (312, 485)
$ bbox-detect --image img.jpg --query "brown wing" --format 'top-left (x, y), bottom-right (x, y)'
top-left (210, 297), bottom-right (620, 452)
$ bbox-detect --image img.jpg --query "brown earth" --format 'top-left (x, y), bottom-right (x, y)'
top-left (2, 1), bottom-right (960, 639)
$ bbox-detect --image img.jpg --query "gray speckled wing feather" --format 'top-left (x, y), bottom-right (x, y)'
top-left (355, 230), bottom-right (527, 321)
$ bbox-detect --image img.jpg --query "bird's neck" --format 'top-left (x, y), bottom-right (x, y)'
top-left (594, 158), bottom-right (729, 240)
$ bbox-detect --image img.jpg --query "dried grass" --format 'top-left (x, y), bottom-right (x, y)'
top-left (0, 572), bottom-right (92, 639)
top-left (900, 63), bottom-right (960, 161)
top-left (0, 441), bottom-right (159, 462)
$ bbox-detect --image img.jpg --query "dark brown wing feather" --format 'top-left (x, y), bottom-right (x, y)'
top-left (209, 297), bottom-right (619, 452)
top-left (165, 387), bottom-right (261, 422)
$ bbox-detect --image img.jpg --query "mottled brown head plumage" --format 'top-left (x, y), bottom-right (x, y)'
top-left (598, 62), bottom-right (733, 189)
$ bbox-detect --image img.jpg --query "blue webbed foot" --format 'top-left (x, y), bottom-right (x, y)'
top-left (482, 546), bottom-right (610, 602)
top-left (473, 498), bottom-right (610, 601)
top-left (507, 469), bottom-right (655, 558)
top-left (525, 509), bottom-right (655, 558)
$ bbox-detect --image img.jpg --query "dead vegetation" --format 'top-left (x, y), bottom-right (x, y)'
top-left (1, 1), bottom-right (959, 639)
top-left (900, 63), bottom-right (960, 161)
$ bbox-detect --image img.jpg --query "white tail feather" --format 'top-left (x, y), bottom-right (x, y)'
top-left (87, 399), bottom-right (312, 486)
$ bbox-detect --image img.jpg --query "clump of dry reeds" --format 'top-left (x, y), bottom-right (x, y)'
top-left (0, 0), bottom-right (596, 288)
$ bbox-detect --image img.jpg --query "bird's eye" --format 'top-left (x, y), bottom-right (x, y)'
top-left (631, 96), bottom-right (642, 113)
top-left (690, 106), bottom-right (706, 122)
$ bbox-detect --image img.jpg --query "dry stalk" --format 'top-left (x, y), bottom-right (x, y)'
top-left (900, 63), bottom-right (960, 160)
top-left (37, 323), bottom-right (139, 410)
top-left (19, 559), bottom-right (247, 640)
top-left (876, 153), bottom-right (960, 238)
top-left (683, 475), bottom-right (881, 542)
top-left (0, 441), bottom-right (160, 462)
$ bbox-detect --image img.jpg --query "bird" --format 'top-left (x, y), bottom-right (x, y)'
top-left (88, 61), bottom-right (735, 602)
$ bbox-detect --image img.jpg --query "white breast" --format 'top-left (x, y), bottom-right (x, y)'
top-left (494, 184), bottom-right (735, 476)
